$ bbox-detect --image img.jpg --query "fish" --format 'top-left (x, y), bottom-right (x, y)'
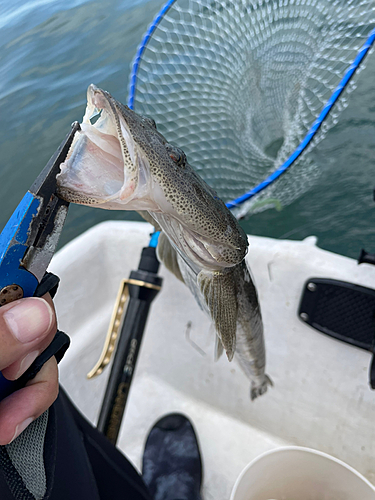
top-left (56, 84), bottom-right (272, 399)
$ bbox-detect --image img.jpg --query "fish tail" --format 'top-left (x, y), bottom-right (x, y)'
top-left (198, 268), bottom-right (238, 361)
top-left (250, 375), bottom-right (273, 401)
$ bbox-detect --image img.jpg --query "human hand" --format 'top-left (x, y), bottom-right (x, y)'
top-left (0, 295), bottom-right (58, 445)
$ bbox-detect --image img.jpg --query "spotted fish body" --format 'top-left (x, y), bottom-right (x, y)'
top-left (57, 84), bottom-right (272, 399)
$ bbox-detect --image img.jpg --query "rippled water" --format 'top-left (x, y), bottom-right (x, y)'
top-left (0, 0), bottom-right (374, 259)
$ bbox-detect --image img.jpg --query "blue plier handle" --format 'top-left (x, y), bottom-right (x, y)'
top-left (0, 122), bottom-right (80, 400)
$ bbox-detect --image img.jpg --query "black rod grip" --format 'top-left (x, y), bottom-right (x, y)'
top-left (97, 247), bottom-right (162, 444)
top-left (97, 296), bottom-right (152, 442)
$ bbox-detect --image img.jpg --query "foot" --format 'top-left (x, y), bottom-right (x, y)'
top-left (142, 413), bottom-right (202, 500)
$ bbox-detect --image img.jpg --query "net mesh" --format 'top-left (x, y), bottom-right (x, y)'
top-left (131, 0), bottom-right (375, 217)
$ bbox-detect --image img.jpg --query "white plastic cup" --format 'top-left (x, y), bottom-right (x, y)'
top-left (230, 446), bottom-right (375, 500)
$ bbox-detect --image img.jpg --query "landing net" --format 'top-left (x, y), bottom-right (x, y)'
top-left (129, 0), bottom-right (375, 218)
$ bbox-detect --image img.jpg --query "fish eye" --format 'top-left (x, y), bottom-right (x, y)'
top-left (142, 116), bottom-right (157, 129)
top-left (165, 144), bottom-right (186, 167)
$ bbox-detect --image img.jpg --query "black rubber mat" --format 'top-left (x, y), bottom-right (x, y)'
top-left (299, 278), bottom-right (375, 351)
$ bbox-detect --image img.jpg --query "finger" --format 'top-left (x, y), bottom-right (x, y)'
top-left (0, 296), bottom-right (56, 376)
top-left (2, 293), bottom-right (57, 380)
top-left (0, 356), bottom-right (59, 445)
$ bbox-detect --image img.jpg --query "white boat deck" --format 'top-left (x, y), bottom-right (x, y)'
top-left (49, 221), bottom-right (375, 499)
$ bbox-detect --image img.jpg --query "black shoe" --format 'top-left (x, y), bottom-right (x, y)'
top-left (142, 413), bottom-right (203, 500)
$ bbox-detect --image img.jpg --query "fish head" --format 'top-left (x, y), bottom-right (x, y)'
top-left (57, 84), bottom-right (166, 210)
top-left (57, 84), bottom-right (248, 268)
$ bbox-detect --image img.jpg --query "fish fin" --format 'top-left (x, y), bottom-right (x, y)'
top-left (250, 375), bottom-right (273, 401)
top-left (214, 334), bottom-right (224, 361)
top-left (198, 269), bottom-right (237, 361)
top-left (176, 254), bottom-right (208, 313)
top-left (137, 210), bottom-right (162, 231)
top-left (156, 232), bottom-right (184, 283)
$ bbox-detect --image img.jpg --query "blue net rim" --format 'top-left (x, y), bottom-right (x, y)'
top-left (128, 0), bottom-right (375, 210)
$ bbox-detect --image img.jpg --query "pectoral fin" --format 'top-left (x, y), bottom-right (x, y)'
top-left (137, 212), bottom-right (184, 282)
top-left (198, 269), bottom-right (237, 361)
top-left (156, 232), bottom-right (184, 283)
top-left (137, 210), bottom-right (162, 231)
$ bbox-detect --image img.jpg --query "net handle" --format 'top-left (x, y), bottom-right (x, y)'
top-left (128, 2), bottom-right (375, 209)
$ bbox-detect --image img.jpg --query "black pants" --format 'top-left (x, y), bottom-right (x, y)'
top-left (0, 387), bottom-right (152, 500)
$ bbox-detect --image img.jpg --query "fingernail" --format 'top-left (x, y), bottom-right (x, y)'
top-left (14, 350), bottom-right (40, 379)
top-left (3, 298), bottom-right (53, 344)
top-left (10, 417), bottom-right (35, 443)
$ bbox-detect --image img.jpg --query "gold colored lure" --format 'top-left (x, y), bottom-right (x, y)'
top-left (57, 85), bottom-right (272, 399)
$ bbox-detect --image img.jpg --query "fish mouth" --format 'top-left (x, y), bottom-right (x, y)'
top-left (57, 84), bottom-right (150, 209)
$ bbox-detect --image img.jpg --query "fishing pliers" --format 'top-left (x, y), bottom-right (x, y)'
top-left (0, 121), bottom-right (80, 401)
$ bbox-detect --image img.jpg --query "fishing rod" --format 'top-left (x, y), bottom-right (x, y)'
top-left (89, 236), bottom-right (162, 445)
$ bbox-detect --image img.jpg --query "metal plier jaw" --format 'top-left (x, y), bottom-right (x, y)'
top-left (0, 121), bottom-right (80, 400)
